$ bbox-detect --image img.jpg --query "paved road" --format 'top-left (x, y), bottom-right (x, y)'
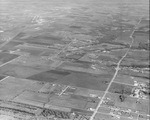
top-left (90, 18), bottom-right (142, 120)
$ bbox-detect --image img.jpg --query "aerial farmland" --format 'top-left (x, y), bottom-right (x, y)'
top-left (0, 0), bottom-right (149, 120)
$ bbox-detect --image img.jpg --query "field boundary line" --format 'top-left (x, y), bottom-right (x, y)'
top-left (0, 76), bottom-right (10, 83)
top-left (0, 55), bottom-right (21, 68)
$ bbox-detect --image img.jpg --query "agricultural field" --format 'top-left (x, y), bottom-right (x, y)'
top-left (132, 31), bottom-right (149, 48)
top-left (0, 76), bottom-right (45, 100)
top-left (115, 30), bottom-right (133, 44)
top-left (10, 55), bottom-right (54, 69)
top-left (12, 32), bottom-right (70, 46)
top-left (0, 0), bottom-right (149, 120)
top-left (114, 74), bottom-right (149, 86)
top-left (28, 69), bottom-right (113, 91)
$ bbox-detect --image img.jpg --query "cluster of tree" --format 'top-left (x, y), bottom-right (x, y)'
top-left (119, 94), bottom-right (126, 102)
top-left (131, 64), bottom-right (149, 68)
top-left (0, 106), bottom-right (35, 116)
top-left (142, 90), bottom-right (150, 96)
top-left (120, 64), bottom-right (150, 69)
top-left (41, 109), bottom-right (70, 119)
top-left (114, 87), bottom-right (132, 96)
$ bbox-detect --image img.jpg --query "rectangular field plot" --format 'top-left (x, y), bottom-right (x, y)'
top-left (11, 55), bottom-right (54, 69)
top-left (0, 41), bottom-right (23, 51)
top-left (13, 90), bottom-right (49, 107)
top-left (38, 83), bottom-right (66, 95)
top-left (55, 72), bottom-right (112, 91)
top-left (121, 51), bottom-right (149, 68)
top-left (27, 69), bottom-right (113, 91)
top-left (118, 69), bottom-right (149, 80)
top-left (98, 106), bottom-right (138, 120)
top-left (97, 54), bottom-right (119, 64)
top-left (108, 82), bottom-right (133, 96)
top-left (65, 52), bottom-right (85, 61)
top-left (101, 92), bottom-right (149, 115)
top-left (136, 19), bottom-right (149, 29)
top-left (79, 48), bottom-right (127, 64)
top-left (45, 94), bottom-right (99, 111)
top-left (0, 52), bottom-right (19, 65)
top-left (46, 95), bottom-right (87, 110)
top-left (140, 20), bottom-right (150, 25)
top-left (15, 46), bottom-right (45, 56)
top-left (61, 60), bottom-right (94, 69)
top-left (114, 74), bottom-right (149, 86)
top-left (58, 63), bottom-right (110, 75)
top-left (94, 112), bottom-right (136, 120)
top-left (0, 63), bottom-right (46, 78)
top-left (132, 31), bottom-right (149, 47)
top-left (64, 86), bottom-right (104, 98)
top-left (109, 48), bottom-right (129, 59)
top-left (120, 58), bottom-right (149, 69)
top-left (12, 32), bottom-right (69, 46)
top-left (27, 69), bottom-right (71, 83)
top-left (133, 31), bottom-right (149, 37)
top-left (0, 77), bottom-right (37, 100)
top-left (115, 30), bottom-right (133, 44)
top-left (127, 49), bottom-right (149, 59)
top-left (15, 45), bottom-right (59, 56)
top-left (40, 50), bottom-right (58, 57)
top-left (58, 60), bottom-right (115, 75)
top-left (79, 51), bottom-right (120, 64)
